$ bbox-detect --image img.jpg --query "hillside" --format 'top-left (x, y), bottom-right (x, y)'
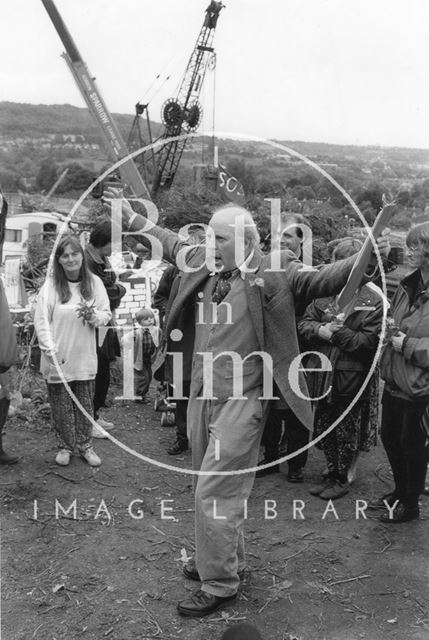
top-left (0, 101), bottom-right (163, 142)
top-left (3, 101), bottom-right (429, 165)
top-left (2, 101), bottom-right (429, 241)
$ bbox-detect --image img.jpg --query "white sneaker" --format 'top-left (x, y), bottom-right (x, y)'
top-left (97, 417), bottom-right (114, 429)
top-left (55, 449), bottom-right (71, 466)
top-left (92, 423), bottom-right (108, 439)
top-left (81, 448), bottom-right (101, 467)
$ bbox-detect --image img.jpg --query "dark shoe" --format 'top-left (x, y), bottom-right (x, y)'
top-left (183, 563), bottom-right (200, 581)
top-left (309, 476), bottom-right (334, 496)
top-left (255, 460), bottom-right (279, 478)
top-left (380, 503), bottom-right (419, 524)
top-left (168, 440), bottom-right (189, 455)
top-left (183, 563), bottom-right (245, 582)
top-left (287, 468), bottom-right (304, 483)
top-left (0, 451), bottom-right (18, 465)
top-left (177, 589), bottom-right (236, 617)
top-left (367, 492), bottom-right (399, 510)
top-left (319, 479), bottom-right (350, 500)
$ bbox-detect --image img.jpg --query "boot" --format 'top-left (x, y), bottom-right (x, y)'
top-left (319, 471), bottom-right (350, 500)
top-left (0, 398), bottom-right (18, 465)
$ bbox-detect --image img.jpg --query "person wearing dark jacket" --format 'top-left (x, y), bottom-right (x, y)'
top-left (153, 227), bottom-right (206, 455)
top-left (375, 221), bottom-right (429, 523)
top-left (298, 239), bottom-right (385, 500)
top-left (84, 219), bottom-right (125, 435)
top-left (153, 264), bottom-right (190, 455)
top-left (0, 279), bottom-right (18, 465)
top-left (153, 265), bottom-right (179, 330)
top-left (257, 213), bottom-right (310, 481)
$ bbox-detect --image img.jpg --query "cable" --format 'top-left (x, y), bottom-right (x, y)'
top-left (212, 52), bottom-right (217, 166)
top-left (146, 74), bottom-right (172, 105)
top-left (138, 73), bottom-right (161, 104)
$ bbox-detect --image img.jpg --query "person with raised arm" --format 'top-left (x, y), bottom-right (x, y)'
top-left (103, 190), bottom-right (390, 617)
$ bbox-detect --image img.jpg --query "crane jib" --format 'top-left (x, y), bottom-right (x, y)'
top-left (40, 0), bottom-right (151, 200)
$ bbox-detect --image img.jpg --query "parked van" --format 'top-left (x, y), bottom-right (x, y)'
top-left (2, 212), bottom-right (75, 264)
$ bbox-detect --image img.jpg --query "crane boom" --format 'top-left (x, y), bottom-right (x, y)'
top-left (151, 1), bottom-right (224, 195)
top-left (40, 0), bottom-right (151, 200)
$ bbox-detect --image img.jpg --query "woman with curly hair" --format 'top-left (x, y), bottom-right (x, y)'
top-left (34, 235), bottom-right (111, 467)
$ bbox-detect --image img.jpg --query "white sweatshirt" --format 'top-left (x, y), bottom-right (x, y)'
top-left (34, 275), bottom-right (111, 383)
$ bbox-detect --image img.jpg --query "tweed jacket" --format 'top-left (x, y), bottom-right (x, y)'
top-left (136, 224), bottom-right (356, 429)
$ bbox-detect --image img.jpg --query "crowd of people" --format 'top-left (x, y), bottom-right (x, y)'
top-left (1, 199), bottom-right (428, 620)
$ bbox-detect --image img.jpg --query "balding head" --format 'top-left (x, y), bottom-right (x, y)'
top-left (221, 624), bottom-right (263, 640)
top-left (208, 205), bottom-right (260, 271)
top-left (135, 243), bottom-right (148, 255)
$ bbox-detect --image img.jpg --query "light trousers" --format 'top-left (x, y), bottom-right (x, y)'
top-left (188, 386), bottom-right (264, 597)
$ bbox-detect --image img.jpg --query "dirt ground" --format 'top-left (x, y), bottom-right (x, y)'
top-left (1, 368), bottom-right (429, 640)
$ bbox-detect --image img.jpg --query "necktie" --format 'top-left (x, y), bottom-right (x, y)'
top-left (141, 328), bottom-right (150, 359)
top-left (212, 268), bottom-right (239, 304)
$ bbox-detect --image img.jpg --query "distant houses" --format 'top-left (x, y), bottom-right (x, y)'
top-left (0, 134), bottom-right (100, 153)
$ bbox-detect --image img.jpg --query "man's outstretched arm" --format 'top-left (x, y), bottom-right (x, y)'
top-left (103, 190), bottom-right (198, 269)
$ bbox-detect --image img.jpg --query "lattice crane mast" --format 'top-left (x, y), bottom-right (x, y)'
top-left (151, 1), bottom-right (224, 195)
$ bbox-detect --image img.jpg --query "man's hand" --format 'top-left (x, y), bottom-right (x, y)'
top-left (318, 324), bottom-right (334, 342)
top-left (391, 331), bottom-right (406, 352)
top-left (375, 228), bottom-right (391, 258)
top-left (102, 187), bottom-right (134, 218)
top-left (103, 186), bottom-right (123, 200)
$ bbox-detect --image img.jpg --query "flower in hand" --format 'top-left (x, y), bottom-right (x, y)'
top-left (76, 299), bottom-right (97, 326)
top-left (331, 313), bottom-right (345, 331)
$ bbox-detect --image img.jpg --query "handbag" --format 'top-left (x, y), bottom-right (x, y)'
top-left (0, 281), bottom-right (17, 373)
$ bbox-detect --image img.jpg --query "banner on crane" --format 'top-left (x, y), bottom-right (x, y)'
top-left (217, 164), bottom-right (246, 205)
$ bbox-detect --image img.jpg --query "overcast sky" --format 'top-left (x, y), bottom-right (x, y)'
top-left (2, 0), bottom-right (429, 148)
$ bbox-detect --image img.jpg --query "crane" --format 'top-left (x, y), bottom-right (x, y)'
top-left (41, 0), bottom-right (151, 200)
top-left (149, 1), bottom-right (224, 196)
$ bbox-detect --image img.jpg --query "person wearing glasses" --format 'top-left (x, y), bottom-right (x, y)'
top-left (373, 222), bottom-right (429, 522)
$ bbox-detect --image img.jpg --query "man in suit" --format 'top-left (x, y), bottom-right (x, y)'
top-left (110, 195), bottom-right (387, 617)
